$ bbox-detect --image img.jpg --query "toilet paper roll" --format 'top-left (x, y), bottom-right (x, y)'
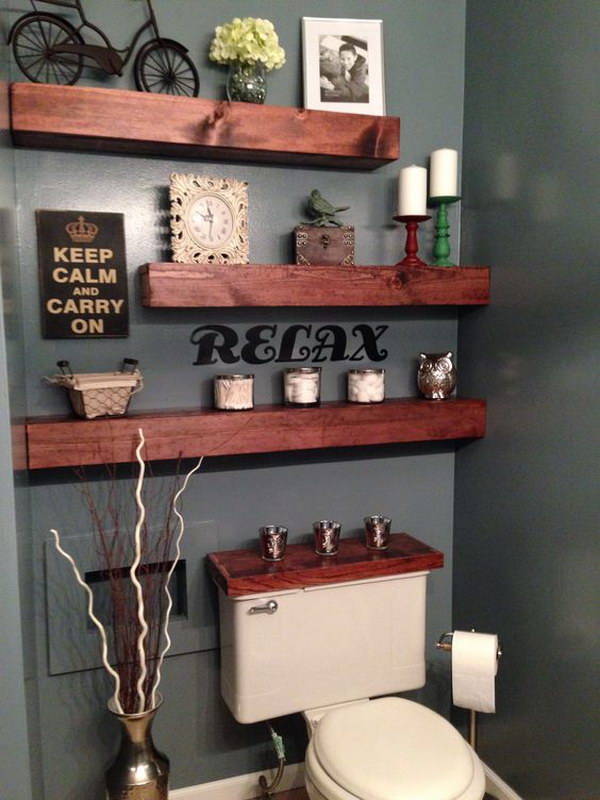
top-left (451, 630), bottom-right (498, 713)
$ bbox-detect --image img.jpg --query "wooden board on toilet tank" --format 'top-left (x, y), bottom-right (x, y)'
top-left (207, 533), bottom-right (443, 596)
top-left (208, 534), bottom-right (443, 724)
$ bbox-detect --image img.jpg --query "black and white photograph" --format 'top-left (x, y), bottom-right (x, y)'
top-left (302, 17), bottom-right (385, 115)
top-left (318, 34), bottom-right (369, 104)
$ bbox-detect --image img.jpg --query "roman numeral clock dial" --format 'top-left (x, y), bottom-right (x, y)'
top-left (170, 174), bottom-right (249, 264)
top-left (189, 196), bottom-right (234, 247)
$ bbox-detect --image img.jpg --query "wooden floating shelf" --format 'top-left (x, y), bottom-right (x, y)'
top-left (10, 83), bottom-right (399, 169)
top-left (25, 397), bottom-right (486, 470)
top-left (207, 533), bottom-right (444, 597)
top-left (141, 263), bottom-right (490, 307)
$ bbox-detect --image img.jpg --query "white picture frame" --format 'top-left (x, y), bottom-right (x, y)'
top-left (302, 17), bottom-right (386, 116)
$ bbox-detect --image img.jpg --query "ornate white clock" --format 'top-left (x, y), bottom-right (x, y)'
top-left (170, 174), bottom-right (249, 264)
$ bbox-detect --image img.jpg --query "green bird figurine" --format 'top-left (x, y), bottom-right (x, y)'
top-left (305, 189), bottom-right (350, 227)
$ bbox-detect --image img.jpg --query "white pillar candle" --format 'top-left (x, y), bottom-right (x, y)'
top-left (398, 165), bottom-right (427, 216)
top-left (429, 148), bottom-right (458, 198)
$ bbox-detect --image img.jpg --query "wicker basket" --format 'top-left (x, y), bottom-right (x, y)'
top-left (48, 359), bottom-right (143, 419)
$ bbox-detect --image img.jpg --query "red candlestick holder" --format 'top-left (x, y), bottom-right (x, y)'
top-left (393, 214), bottom-right (431, 266)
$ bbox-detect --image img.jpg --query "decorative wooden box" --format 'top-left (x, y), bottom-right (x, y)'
top-left (294, 225), bottom-right (355, 266)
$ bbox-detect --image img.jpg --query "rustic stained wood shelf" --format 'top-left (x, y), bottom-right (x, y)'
top-left (10, 83), bottom-right (399, 169)
top-left (12, 83), bottom-right (488, 473)
top-left (207, 533), bottom-right (444, 597)
top-left (25, 397), bottom-right (486, 470)
top-left (140, 263), bottom-right (490, 307)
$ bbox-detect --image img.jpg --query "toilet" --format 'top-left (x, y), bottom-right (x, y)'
top-left (213, 566), bottom-right (486, 800)
top-left (303, 697), bottom-right (485, 800)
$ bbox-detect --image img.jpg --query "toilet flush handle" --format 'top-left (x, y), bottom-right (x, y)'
top-left (249, 600), bottom-right (278, 615)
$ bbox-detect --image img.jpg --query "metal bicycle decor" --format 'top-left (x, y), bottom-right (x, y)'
top-left (8, 0), bottom-right (200, 96)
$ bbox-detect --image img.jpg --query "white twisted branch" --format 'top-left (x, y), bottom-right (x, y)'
top-left (50, 528), bottom-right (124, 714)
top-left (130, 427), bottom-right (150, 712)
top-left (52, 427), bottom-right (203, 715)
top-left (150, 455), bottom-right (204, 708)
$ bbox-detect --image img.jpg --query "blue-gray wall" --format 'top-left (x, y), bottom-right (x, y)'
top-left (1, 2), bottom-right (468, 798)
top-left (455, 1), bottom-right (600, 798)
top-left (4, 1), bottom-right (597, 798)
top-left (0, 61), bottom-right (36, 800)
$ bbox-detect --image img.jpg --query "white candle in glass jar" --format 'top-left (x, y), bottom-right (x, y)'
top-left (398, 165), bottom-right (427, 216)
top-left (284, 367), bottom-right (321, 406)
top-left (429, 148), bottom-right (458, 198)
top-left (347, 369), bottom-right (385, 403)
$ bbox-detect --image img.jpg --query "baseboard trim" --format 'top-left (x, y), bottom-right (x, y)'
top-left (170, 759), bottom-right (521, 800)
top-left (483, 762), bottom-right (524, 800)
top-left (170, 762), bottom-right (305, 800)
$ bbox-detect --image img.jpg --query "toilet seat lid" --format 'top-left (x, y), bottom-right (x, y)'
top-left (312, 697), bottom-right (477, 800)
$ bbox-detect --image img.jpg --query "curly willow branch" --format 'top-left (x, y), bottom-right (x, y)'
top-left (130, 428), bottom-right (150, 712)
top-left (150, 455), bottom-right (204, 708)
top-left (50, 528), bottom-right (124, 714)
top-left (52, 429), bottom-right (204, 715)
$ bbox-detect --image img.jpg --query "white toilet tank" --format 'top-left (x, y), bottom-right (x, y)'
top-left (217, 571), bottom-right (429, 724)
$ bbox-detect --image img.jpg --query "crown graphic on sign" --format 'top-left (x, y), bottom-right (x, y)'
top-left (65, 215), bottom-right (99, 243)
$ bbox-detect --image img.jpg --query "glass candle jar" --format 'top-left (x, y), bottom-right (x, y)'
top-left (313, 520), bottom-right (341, 556)
top-left (214, 374), bottom-right (254, 410)
top-left (283, 367), bottom-right (321, 407)
top-left (347, 368), bottom-right (385, 403)
top-left (259, 525), bottom-right (288, 561)
top-left (364, 515), bottom-right (392, 550)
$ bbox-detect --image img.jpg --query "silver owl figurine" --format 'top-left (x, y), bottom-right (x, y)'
top-left (417, 352), bottom-right (457, 399)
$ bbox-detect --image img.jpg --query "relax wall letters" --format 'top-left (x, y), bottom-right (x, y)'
top-left (190, 324), bottom-right (389, 365)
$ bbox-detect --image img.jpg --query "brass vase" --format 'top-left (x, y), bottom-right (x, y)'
top-left (105, 694), bottom-right (169, 800)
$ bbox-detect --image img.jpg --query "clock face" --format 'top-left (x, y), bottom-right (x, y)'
top-left (188, 194), bottom-right (234, 248)
top-left (170, 174), bottom-right (249, 264)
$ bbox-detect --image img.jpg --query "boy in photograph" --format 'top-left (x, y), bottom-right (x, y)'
top-left (320, 42), bottom-right (369, 102)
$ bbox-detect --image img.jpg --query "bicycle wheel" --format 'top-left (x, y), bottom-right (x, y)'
top-left (134, 41), bottom-right (199, 97)
top-left (12, 14), bottom-right (84, 85)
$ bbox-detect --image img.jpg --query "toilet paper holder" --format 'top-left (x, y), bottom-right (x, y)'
top-left (436, 630), bottom-right (503, 660)
top-left (436, 630), bottom-right (503, 752)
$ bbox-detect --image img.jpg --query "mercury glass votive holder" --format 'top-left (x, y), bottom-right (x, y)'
top-left (259, 525), bottom-right (288, 562)
top-left (313, 520), bottom-right (341, 556)
top-left (364, 515), bottom-right (392, 550)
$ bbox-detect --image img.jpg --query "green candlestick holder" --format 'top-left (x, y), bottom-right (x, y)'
top-left (428, 196), bottom-right (461, 266)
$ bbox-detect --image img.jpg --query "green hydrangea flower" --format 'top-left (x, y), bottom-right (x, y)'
top-left (209, 17), bottom-right (286, 71)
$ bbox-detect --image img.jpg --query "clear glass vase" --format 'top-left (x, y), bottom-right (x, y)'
top-left (226, 61), bottom-right (267, 104)
top-left (105, 695), bottom-right (169, 800)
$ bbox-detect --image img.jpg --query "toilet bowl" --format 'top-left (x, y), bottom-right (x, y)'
top-left (304, 697), bottom-right (485, 800)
